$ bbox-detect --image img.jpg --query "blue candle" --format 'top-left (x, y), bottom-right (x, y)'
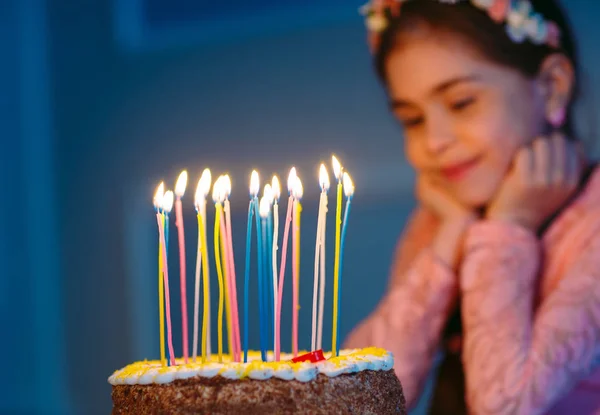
top-left (164, 215), bottom-right (170, 256)
top-left (243, 200), bottom-right (254, 363)
top-left (254, 198), bottom-right (266, 361)
top-left (244, 171), bottom-right (260, 362)
top-left (335, 173), bottom-right (354, 356)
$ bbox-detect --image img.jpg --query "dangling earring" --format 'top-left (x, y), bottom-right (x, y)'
top-left (548, 107), bottom-right (566, 128)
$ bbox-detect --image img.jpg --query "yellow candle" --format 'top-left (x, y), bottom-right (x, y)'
top-left (332, 155), bottom-right (343, 356)
top-left (197, 168), bottom-right (212, 360)
top-left (159, 213), bottom-right (166, 366)
top-left (214, 202), bottom-right (225, 363)
top-left (291, 177), bottom-right (303, 356)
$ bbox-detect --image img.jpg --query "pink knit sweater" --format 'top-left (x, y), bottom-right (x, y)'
top-left (345, 167), bottom-right (600, 414)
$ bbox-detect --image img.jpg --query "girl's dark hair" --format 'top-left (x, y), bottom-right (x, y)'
top-left (374, 0), bottom-right (579, 138)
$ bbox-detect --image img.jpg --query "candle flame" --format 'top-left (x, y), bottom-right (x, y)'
top-left (259, 196), bottom-right (271, 218)
top-left (287, 167), bottom-right (297, 193)
top-left (163, 190), bottom-right (175, 213)
top-left (319, 164), bottom-right (330, 192)
top-left (250, 170), bottom-right (259, 198)
top-left (292, 176), bottom-right (304, 200)
top-left (332, 155), bottom-right (342, 181)
top-left (199, 168), bottom-right (212, 197)
top-left (175, 170), bottom-right (188, 198)
top-left (223, 175), bottom-right (232, 199)
top-left (272, 176), bottom-right (281, 201)
top-left (212, 176), bottom-right (222, 204)
top-left (153, 182), bottom-right (165, 210)
top-left (343, 172), bottom-right (355, 197)
top-left (264, 184), bottom-right (274, 204)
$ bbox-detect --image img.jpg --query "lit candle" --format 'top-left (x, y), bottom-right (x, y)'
top-left (193, 181), bottom-right (202, 362)
top-left (317, 173), bottom-right (328, 350)
top-left (292, 175), bottom-right (303, 357)
top-left (243, 171), bottom-right (259, 362)
top-left (271, 176), bottom-right (281, 352)
top-left (334, 172), bottom-right (354, 356)
top-left (212, 178), bottom-right (226, 362)
top-left (331, 155), bottom-right (343, 357)
top-left (162, 190), bottom-right (177, 365)
top-left (259, 196), bottom-right (271, 360)
top-left (274, 168), bottom-right (296, 361)
top-left (312, 165), bottom-right (329, 351)
top-left (154, 183), bottom-right (167, 366)
top-left (253, 174), bottom-right (267, 361)
top-left (222, 175), bottom-right (241, 362)
top-left (217, 177), bottom-right (234, 361)
top-left (193, 169), bottom-right (212, 362)
top-left (200, 168), bottom-right (212, 359)
top-left (174, 170), bottom-right (190, 363)
top-left (263, 184), bottom-right (274, 351)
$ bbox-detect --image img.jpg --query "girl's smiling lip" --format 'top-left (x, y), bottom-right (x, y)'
top-left (440, 156), bottom-right (481, 181)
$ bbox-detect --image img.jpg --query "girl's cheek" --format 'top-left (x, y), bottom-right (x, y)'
top-left (405, 139), bottom-right (428, 171)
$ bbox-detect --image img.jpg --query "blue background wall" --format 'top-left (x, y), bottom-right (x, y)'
top-left (2, 0), bottom-right (599, 413)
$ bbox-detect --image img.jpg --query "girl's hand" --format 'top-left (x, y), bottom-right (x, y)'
top-left (417, 175), bottom-right (476, 223)
top-left (486, 134), bottom-right (584, 232)
top-left (417, 176), bottom-right (477, 270)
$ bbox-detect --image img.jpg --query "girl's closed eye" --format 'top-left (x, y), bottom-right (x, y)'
top-left (394, 109), bottom-right (425, 128)
top-left (450, 96), bottom-right (476, 111)
top-left (402, 115), bottom-right (425, 128)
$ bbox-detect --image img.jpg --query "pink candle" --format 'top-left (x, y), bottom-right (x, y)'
top-left (222, 175), bottom-right (241, 362)
top-left (274, 168), bottom-right (297, 361)
top-left (175, 171), bottom-right (189, 363)
top-left (218, 200), bottom-right (235, 358)
top-left (159, 190), bottom-right (177, 366)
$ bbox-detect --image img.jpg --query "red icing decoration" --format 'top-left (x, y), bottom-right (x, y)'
top-left (291, 350), bottom-right (326, 363)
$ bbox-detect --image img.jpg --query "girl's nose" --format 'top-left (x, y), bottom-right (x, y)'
top-left (425, 120), bottom-right (455, 155)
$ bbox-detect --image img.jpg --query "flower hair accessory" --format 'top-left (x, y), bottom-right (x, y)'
top-left (359, 0), bottom-right (561, 52)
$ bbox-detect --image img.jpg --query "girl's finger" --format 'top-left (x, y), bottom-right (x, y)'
top-left (515, 145), bottom-right (534, 184)
top-left (565, 139), bottom-right (579, 186)
top-left (550, 133), bottom-right (566, 183)
top-left (532, 137), bottom-right (551, 186)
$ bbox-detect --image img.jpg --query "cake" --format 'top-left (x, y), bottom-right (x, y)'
top-left (109, 347), bottom-right (406, 414)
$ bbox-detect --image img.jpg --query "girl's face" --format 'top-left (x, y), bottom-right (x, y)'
top-left (386, 34), bottom-right (546, 207)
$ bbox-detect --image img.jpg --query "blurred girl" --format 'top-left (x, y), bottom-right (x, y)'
top-left (345, 1), bottom-right (600, 414)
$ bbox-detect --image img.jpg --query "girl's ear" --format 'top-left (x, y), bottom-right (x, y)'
top-left (536, 54), bottom-right (575, 128)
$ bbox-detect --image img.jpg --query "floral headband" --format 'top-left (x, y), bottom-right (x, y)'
top-left (360, 0), bottom-right (561, 52)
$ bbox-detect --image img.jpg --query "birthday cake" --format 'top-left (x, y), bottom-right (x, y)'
top-left (109, 348), bottom-right (406, 414)
top-left (109, 158), bottom-right (406, 412)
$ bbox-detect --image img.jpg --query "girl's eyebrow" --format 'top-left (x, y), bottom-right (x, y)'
top-left (389, 74), bottom-right (481, 109)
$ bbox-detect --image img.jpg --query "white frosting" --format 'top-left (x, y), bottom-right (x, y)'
top-left (273, 363), bottom-right (295, 381)
top-left (138, 368), bottom-right (160, 385)
top-left (196, 363), bottom-right (222, 378)
top-left (108, 348), bottom-right (394, 386)
top-left (293, 362), bottom-right (319, 382)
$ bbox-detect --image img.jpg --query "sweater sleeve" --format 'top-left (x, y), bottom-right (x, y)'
top-left (344, 208), bottom-right (458, 408)
top-left (460, 220), bottom-right (600, 415)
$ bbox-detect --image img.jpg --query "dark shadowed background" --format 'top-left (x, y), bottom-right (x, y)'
top-left (2, 0), bottom-right (599, 413)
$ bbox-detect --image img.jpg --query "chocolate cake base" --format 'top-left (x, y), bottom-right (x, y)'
top-left (111, 369), bottom-right (406, 414)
